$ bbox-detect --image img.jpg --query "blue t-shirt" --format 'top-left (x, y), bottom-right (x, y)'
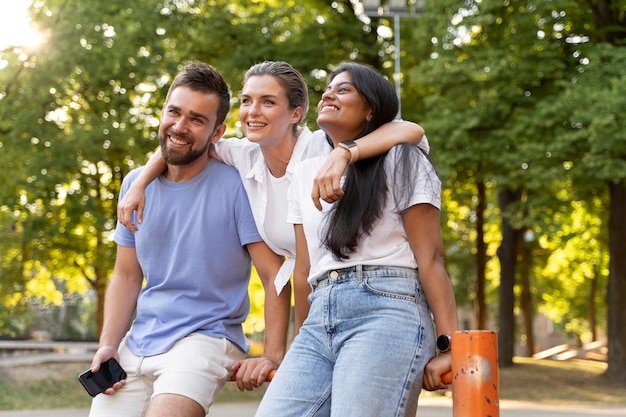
top-left (114, 158), bottom-right (262, 356)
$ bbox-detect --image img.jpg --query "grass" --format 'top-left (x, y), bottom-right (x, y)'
top-left (0, 357), bottom-right (625, 410)
top-left (0, 377), bottom-right (93, 410)
top-left (500, 357), bottom-right (626, 405)
top-left (0, 372), bottom-right (268, 410)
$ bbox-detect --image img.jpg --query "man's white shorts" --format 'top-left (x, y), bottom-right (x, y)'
top-left (88, 333), bottom-right (245, 417)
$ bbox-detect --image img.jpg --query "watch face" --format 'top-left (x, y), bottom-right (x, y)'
top-left (437, 335), bottom-right (451, 352)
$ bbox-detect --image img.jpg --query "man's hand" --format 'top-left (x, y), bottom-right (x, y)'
top-left (230, 356), bottom-right (279, 392)
top-left (89, 346), bottom-right (126, 395)
top-left (311, 147), bottom-right (351, 211)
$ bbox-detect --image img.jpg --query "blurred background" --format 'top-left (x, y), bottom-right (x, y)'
top-left (0, 0), bottom-right (624, 384)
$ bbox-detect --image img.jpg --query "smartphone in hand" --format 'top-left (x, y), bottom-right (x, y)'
top-left (78, 357), bottom-right (127, 397)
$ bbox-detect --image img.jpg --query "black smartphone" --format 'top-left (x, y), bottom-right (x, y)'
top-left (78, 357), bottom-right (127, 397)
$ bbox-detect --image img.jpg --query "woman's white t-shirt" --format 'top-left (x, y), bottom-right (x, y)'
top-left (287, 145), bottom-right (440, 284)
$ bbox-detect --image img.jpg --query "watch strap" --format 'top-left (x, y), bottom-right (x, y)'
top-left (338, 140), bottom-right (360, 164)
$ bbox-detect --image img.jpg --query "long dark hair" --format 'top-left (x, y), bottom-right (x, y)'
top-left (321, 62), bottom-right (399, 260)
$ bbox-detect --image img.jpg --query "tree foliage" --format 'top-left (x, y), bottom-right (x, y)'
top-left (403, 0), bottom-right (625, 377)
top-left (1, 0), bottom-right (624, 380)
top-left (0, 0), bottom-right (378, 338)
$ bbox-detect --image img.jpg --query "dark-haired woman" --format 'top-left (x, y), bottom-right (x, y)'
top-left (255, 62), bottom-right (457, 417)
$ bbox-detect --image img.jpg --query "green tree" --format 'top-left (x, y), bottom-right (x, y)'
top-left (1, 0), bottom-right (184, 335)
top-left (0, 0), bottom-right (376, 338)
top-left (408, 0), bottom-right (576, 365)
top-left (404, 0), bottom-right (624, 375)
top-left (537, 196), bottom-right (609, 343)
top-left (543, 40), bottom-right (626, 381)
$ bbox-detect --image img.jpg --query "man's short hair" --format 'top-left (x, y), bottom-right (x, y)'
top-left (165, 61), bottom-right (231, 125)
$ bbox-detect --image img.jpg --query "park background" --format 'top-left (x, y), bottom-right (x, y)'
top-left (0, 0), bottom-right (624, 396)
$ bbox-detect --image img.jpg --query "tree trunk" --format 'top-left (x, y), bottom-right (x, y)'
top-left (497, 188), bottom-right (522, 367)
top-left (519, 239), bottom-right (534, 357)
top-left (606, 180), bottom-right (626, 382)
top-left (475, 180), bottom-right (487, 329)
top-left (91, 268), bottom-right (109, 337)
top-left (589, 264), bottom-right (597, 342)
top-left (96, 271), bottom-right (108, 338)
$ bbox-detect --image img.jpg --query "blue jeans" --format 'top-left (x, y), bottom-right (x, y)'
top-left (255, 265), bottom-right (436, 417)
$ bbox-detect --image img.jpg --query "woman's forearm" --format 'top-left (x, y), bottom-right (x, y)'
top-left (134, 147), bottom-right (167, 188)
top-left (311, 120), bottom-right (425, 209)
top-left (353, 120), bottom-right (424, 159)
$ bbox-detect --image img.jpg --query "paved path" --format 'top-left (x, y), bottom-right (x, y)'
top-left (0, 398), bottom-right (625, 417)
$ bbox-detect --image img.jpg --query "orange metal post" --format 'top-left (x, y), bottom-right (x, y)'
top-left (441, 370), bottom-right (452, 385)
top-left (449, 330), bottom-right (500, 417)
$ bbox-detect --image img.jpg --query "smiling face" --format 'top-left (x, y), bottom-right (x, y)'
top-left (158, 86), bottom-right (224, 166)
top-left (239, 75), bottom-right (302, 147)
top-left (316, 71), bottom-right (373, 144)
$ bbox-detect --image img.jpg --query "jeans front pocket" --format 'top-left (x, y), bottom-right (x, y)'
top-left (362, 267), bottom-right (420, 302)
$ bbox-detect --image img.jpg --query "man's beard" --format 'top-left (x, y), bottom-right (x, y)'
top-left (160, 131), bottom-right (210, 166)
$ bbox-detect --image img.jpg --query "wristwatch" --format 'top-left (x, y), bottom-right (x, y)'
top-left (437, 334), bottom-right (452, 353)
top-left (337, 140), bottom-right (359, 164)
